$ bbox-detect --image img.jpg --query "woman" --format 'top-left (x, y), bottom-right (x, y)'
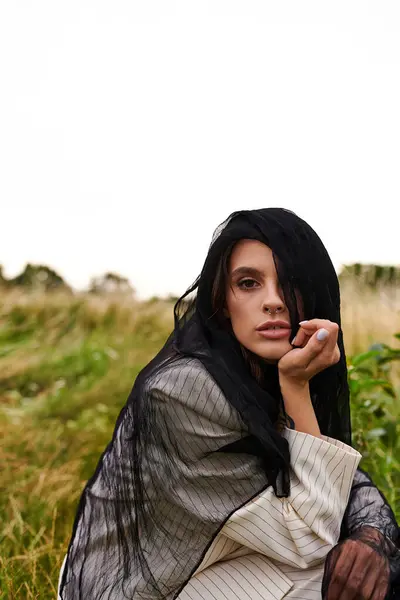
top-left (58, 208), bottom-right (400, 599)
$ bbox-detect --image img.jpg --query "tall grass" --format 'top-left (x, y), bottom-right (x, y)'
top-left (340, 278), bottom-right (400, 360)
top-left (0, 284), bottom-right (399, 599)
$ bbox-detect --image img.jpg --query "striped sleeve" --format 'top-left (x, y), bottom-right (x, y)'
top-left (220, 428), bottom-right (362, 569)
top-left (192, 536), bottom-right (248, 576)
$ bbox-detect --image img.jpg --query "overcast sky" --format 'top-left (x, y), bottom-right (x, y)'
top-left (1, 1), bottom-right (399, 299)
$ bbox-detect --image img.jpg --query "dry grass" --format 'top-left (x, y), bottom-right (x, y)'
top-left (341, 279), bottom-right (400, 350)
top-left (340, 279), bottom-right (400, 384)
top-left (0, 282), bottom-right (399, 599)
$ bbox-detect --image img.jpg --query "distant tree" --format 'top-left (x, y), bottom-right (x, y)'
top-left (7, 263), bottom-right (72, 292)
top-left (88, 272), bottom-right (136, 296)
top-left (0, 264), bottom-right (6, 287)
top-left (338, 263), bottom-right (400, 289)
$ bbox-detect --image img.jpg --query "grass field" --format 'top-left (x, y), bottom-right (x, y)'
top-left (0, 283), bottom-right (399, 599)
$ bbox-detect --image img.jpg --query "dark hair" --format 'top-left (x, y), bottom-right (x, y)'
top-left (60, 207), bottom-right (352, 600)
top-left (174, 206), bottom-right (351, 457)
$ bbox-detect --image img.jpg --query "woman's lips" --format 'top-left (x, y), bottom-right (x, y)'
top-left (257, 328), bottom-right (291, 340)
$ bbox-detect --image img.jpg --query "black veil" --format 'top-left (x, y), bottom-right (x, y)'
top-left (59, 208), bottom-right (390, 599)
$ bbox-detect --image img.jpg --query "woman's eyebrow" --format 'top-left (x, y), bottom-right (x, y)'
top-left (230, 266), bottom-right (264, 279)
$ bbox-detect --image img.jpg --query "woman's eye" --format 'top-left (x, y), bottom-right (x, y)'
top-left (238, 278), bottom-right (258, 290)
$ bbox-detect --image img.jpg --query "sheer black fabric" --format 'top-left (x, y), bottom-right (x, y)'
top-left (223, 438), bottom-right (400, 598)
top-left (322, 468), bottom-right (400, 599)
top-left (59, 208), bottom-right (399, 599)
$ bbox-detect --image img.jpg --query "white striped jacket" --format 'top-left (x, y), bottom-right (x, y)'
top-left (178, 426), bottom-right (361, 600)
top-left (58, 357), bottom-right (361, 600)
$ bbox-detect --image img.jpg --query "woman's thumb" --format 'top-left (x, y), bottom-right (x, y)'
top-left (300, 328), bottom-right (330, 366)
top-left (316, 328), bottom-right (329, 342)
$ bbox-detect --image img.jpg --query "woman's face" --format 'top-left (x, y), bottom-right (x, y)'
top-left (224, 239), bottom-right (302, 363)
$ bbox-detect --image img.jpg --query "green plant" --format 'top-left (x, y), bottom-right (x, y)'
top-left (347, 333), bottom-right (400, 516)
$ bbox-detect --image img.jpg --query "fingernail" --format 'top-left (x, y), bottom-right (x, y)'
top-left (299, 320), bottom-right (308, 325)
top-left (316, 328), bottom-right (329, 341)
top-left (291, 336), bottom-right (297, 345)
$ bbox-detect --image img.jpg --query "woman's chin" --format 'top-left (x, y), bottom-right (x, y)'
top-left (254, 340), bottom-right (292, 362)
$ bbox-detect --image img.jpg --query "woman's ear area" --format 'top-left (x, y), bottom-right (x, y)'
top-left (223, 306), bottom-right (230, 319)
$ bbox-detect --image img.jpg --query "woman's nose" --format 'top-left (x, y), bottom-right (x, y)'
top-left (263, 303), bottom-right (285, 314)
top-left (262, 285), bottom-right (286, 313)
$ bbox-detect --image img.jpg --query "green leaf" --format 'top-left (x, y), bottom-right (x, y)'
top-left (349, 379), bottom-right (360, 395)
top-left (351, 366), bottom-right (374, 377)
top-left (382, 383), bottom-right (396, 398)
top-left (351, 350), bottom-right (381, 366)
top-left (377, 355), bottom-right (400, 365)
top-left (357, 378), bottom-right (389, 390)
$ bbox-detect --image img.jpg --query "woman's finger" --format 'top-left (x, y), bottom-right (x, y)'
top-left (309, 326), bottom-right (340, 363)
top-left (360, 567), bottom-right (386, 600)
top-left (297, 319), bottom-right (336, 330)
top-left (291, 319), bottom-right (334, 344)
top-left (325, 545), bottom-right (357, 599)
top-left (339, 550), bottom-right (376, 600)
top-left (291, 322), bottom-right (322, 347)
top-left (347, 553), bottom-right (388, 600)
top-left (291, 327), bottom-right (312, 347)
top-left (292, 320), bottom-right (339, 350)
top-left (293, 328), bottom-right (333, 371)
top-left (358, 554), bottom-right (390, 600)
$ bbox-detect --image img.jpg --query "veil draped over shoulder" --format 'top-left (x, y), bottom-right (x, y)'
top-left (59, 208), bottom-right (400, 599)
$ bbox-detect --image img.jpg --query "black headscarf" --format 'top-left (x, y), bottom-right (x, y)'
top-left (175, 206), bottom-right (351, 463)
top-left (59, 207), bottom-right (352, 599)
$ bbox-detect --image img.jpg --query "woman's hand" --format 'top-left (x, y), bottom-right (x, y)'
top-left (322, 528), bottom-right (390, 599)
top-left (277, 319), bottom-right (341, 386)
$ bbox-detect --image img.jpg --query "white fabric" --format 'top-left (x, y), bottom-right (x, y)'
top-left (178, 428), bottom-right (361, 600)
top-left (57, 355), bottom-right (361, 600)
top-left (58, 429), bottom-right (361, 600)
